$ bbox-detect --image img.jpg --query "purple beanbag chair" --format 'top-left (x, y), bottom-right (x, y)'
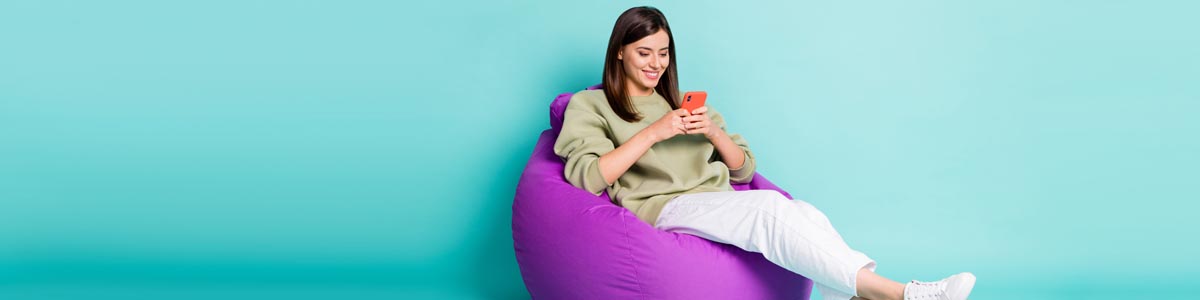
top-left (511, 85), bottom-right (814, 299)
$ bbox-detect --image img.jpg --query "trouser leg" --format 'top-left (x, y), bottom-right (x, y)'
top-left (654, 190), bottom-right (876, 299)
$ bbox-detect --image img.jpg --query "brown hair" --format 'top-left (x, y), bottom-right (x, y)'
top-left (602, 6), bottom-right (680, 122)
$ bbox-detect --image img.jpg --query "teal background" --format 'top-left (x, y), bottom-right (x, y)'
top-left (2, 1), bottom-right (1198, 299)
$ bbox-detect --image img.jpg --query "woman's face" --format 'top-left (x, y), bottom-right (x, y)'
top-left (618, 29), bottom-right (670, 96)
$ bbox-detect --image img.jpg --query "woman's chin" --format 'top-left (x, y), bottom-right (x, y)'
top-left (627, 78), bottom-right (659, 93)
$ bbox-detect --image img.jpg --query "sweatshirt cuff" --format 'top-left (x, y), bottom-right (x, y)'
top-left (582, 158), bottom-right (610, 195)
top-left (727, 149), bottom-right (756, 184)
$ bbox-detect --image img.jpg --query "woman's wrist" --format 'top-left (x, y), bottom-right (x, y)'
top-left (706, 127), bottom-right (725, 141)
top-left (633, 129), bottom-right (660, 146)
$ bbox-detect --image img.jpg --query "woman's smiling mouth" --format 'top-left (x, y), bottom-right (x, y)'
top-left (643, 70), bottom-right (660, 80)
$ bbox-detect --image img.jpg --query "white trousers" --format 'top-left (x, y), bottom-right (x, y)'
top-left (654, 190), bottom-right (876, 300)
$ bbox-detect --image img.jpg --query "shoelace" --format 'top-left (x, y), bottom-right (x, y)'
top-left (904, 280), bottom-right (948, 300)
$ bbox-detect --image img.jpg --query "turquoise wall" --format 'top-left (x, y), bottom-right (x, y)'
top-left (2, 1), bottom-right (1197, 299)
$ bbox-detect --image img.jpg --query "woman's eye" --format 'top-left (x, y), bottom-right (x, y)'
top-left (659, 53), bottom-right (668, 58)
top-left (639, 52), bottom-right (650, 57)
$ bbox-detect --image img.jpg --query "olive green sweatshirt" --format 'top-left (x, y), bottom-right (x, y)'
top-left (553, 89), bottom-right (756, 226)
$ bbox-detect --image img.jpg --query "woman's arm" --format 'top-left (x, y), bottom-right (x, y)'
top-left (684, 106), bottom-right (756, 182)
top-left (683, 106), bottom-right (744, 168)
top-left (597, 108), bottom-right (690, 185)
top-left (703, 123), bottom-right (747, 170)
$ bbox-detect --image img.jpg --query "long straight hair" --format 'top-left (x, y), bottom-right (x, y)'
top-left (602, 6), bottom-right (680, 122)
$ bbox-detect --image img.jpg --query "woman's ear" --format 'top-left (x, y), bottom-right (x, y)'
top-left (618, 51), bottom-right (623, 60)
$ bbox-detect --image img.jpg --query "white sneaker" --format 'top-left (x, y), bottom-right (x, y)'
top-left (903, 272), bottom-right (976, 300)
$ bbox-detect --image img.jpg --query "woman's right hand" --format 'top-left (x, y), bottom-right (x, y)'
top-left (640, 108), bottom-right (690, 143)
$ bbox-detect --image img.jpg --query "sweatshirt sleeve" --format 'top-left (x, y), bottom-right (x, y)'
top-left (709, 109), bottom-right (757, 183)
top-left (553, 95), bottom-right (615, 195)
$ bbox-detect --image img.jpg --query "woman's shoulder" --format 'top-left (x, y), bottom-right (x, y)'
top-left (566, 89), bottom-right (609, 112)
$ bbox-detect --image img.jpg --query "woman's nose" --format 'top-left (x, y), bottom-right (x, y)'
top-left (650, 56), bottom-right (661, 69)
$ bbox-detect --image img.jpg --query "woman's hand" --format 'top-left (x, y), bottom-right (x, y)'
top-left (640, 108), bottom-right (690, 143)
top-left (683, 106), bottom-right (722, 140)
top-left (685, 106), bottom-right (746, 169)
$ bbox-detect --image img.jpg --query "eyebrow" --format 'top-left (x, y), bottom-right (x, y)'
top-left (637, 47), bottom-right (670, 51)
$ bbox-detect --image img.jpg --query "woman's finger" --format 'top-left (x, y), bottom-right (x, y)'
top-left (691, 106), bottom-right (708, 114)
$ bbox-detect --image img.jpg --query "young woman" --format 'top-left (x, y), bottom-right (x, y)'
top-left (554, 6), bottom-right (976, 300)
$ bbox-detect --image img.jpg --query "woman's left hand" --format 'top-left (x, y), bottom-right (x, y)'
top-left (683, 106), bottom-right (722, 140)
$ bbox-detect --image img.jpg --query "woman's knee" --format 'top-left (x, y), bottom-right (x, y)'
top-left (741, 190), bottom-right (793, 211)
top-left (743, 189), bottom-right (788, 200)
top-left (750, 190), bottom-right (827, 221)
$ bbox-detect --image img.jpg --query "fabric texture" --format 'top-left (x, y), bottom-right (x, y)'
top-left (511, 84), bottom-right (814, 299)
top-left (657, 190), bottom-right (877, 300)
top-left (553, 88), bottom-right (756, 226)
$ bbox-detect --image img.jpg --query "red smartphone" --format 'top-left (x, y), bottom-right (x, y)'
top-left (681, 91), bottom-right (707, 114)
